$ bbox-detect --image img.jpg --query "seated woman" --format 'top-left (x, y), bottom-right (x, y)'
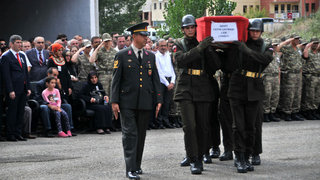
top-left (80, 71), bottom-right (112, 134)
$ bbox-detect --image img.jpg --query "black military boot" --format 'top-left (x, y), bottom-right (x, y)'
top-left (251, 154), bottom-right (261, 165)
top-left (210, 147), bottom-right (220, 158)
top-left (235, 152), bottom-right (247, 173)
top-left (190, 158), bottom-right (202, 174)
top-left (284, 113), bottom-right (292, 121)
top-left (312, 110), bottom-right (320, 119)
top-left (269, 113), bottom-right (281, 122)
top-left (203, 154), bottom-right (212, 164)
top-left (263, 113), bottom-right (271, 122)
top-left (180, 157), bottom-right (190, 166)
top-left (291, 113), bottom-right (304, 121)
top-left (219, 151), bottom-right (233, 161)
top-left (245, 153), bottom-right (254, 171)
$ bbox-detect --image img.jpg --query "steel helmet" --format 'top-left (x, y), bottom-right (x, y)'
top-left (181, 14), bottom-right (197, 28)
top-left (249, 19), bottom-right (264, 32)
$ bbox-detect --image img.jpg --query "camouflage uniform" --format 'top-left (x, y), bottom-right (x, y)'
top-left (77, 53), bottom-right (96, 82)
top-left (278, 44), bottom-right (303, 114)
top-left (96, 46), bottom-right (117, 96)
top-left (262, 52), bottom-right (280, 114)
top-left (301, 49), bottom-right (320, 111)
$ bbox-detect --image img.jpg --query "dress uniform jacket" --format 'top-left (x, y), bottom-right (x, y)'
top-left (174, 37), bottom-right (220, 102)
top-left (228, 38), bottom-right (273, 101)
top-left (111, 46), bottom-right (162, 109)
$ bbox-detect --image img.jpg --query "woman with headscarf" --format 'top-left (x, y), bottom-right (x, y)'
top-left (48, 43), bottom-right (73, 102)
top-left (80, 71), bottom-right (112, 134)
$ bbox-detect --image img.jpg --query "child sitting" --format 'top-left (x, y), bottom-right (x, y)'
top-left (42, 76), bottom-right (72, 137)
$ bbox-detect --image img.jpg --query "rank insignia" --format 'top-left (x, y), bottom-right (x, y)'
top-left (148, 69), bottom-right (152, 76)
top-left (113, 60), bottom-right (119, 69)
top-left (128, 50), bottom-right (132, 55)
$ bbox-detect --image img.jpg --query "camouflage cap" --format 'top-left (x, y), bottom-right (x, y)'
top-left (310, 37), bottom-right (319, 44)
top-left (271, 38), bottom-right (280, 45)
top-left (102, 33), bottom-right (112, 42)
top-left (290, 34), bottom-right (301, 39)
top-left (83, 39), bottom-right (92, 47)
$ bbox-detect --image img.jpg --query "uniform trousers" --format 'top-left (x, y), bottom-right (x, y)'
top-left (120, 109), bottom-right (151, 173)
top-left (209, 100), bottom-right (220, 150)
top-left (219, 98), bottom-right (234, 152)
top-left (179, 101), bottom-right (211, 161)
top-left (229, 98), bottom-right (259, 154)
top-left (6, 93), bottom-right (27, 137)
top-left (301, 74), bottom-right (320, 111)
top-left (253, 102), bottom-right (263, 155)
top-left (263, 74), bottom-right (280, 114)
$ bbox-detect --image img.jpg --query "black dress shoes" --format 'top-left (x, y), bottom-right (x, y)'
top-left (203, 154), bottom-right (212, 164)
top-left (210, 147), bottom-right (220, 158)
top-left (219, 151), bottom-right (233, 161)
top-left (136, 169), bottom-right (143, 174)
top-left (23, 134), bottom-right (37, 139)
top-left (190, 162), bottom-right (202, 174)
top-left (7, 135), bottom-right (17, 142)
top-left (16, 136), bottom-right (27, 141)
top-left (126, 171), bottom-right (140, 179)
top-left (251, 154), bottom-right (261, 165)
top-left (180, 157), bottom-right (190, 166)
top-left (44, 130), bottom-right (55, 137)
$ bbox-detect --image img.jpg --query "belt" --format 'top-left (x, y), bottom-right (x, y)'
top-left (240, 70), bottom-right (262, 78)
top-left (186, 69), bottom-right (203, 76)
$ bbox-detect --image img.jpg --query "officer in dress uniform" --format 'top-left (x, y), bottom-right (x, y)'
top-left (110, 22), bottom-right (162, 180)
top-left (174, 14), bottom-right (220, 174)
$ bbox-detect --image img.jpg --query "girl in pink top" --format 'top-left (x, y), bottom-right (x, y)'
top-left (42, 77), bottom-right (72, 137)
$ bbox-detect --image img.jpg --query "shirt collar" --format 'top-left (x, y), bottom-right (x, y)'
top-left (35, 48), bottom-right (43, 54)
top-left (10, 49), bottom-right (19, 55)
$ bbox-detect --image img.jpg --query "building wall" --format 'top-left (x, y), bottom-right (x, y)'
top-left (151, 0), bottom-right (168, 27)
top-left (232, 0), bottom-right (260, 15)
top-left (0, 0), bottom-right (99, 42)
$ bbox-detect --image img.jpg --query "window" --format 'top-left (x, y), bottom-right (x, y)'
top-left (250, 5), bottom-right (253, 9)
top-left (144, 12), bottom-right (149, 20)
top-left (287, 4), bottom-right (291, 13)
top-left (154, 3), bottom-right (157, 10)
top-left (165, 2), bottom-right (167, 9)
top-left (281, 4), bottom-right (285, 13)
top-left (159, 2), bottom-right (162, 10)
top-left (311, 3), bottom-right (315, 12)
top-left (275, 5), bottom-right (279, 13)
top-left (293, 5), bottom-right (299, 13)
top-left (306, 3), bottom-right (309, 12)
top-left (243, 5), bottom-right (247, 13)
top-left (256, 5), bottom-right (259, 10)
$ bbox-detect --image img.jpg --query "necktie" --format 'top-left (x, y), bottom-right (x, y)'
top-left (39, 52), bottom-right (43, 65)
top-left (138, 50), bottom-right (142, 64)
top-left (16, 53), bottom-right (22, 68)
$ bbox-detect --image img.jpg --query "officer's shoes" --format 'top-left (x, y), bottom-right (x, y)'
top-left (210, 147), bottom-right (221, 158)
top-left (190, 162), bottom-right (202, 174)
top-left (219, 151), bottom-right (233, 161)
top-left (245, 156), bottom-right (254, 171)
top-left (269, 113), bottom-right (281, 122)
top-left (235, 155), bottom-right (247, 173)
top-left (203, 154), bottom-right (212, 164)
top-left (126, 171), bottom-right (140, 179)
top-left (180, 157), bottom-right (190, 166)
top-left (263, 113), bottom-right (271, 122)
top-left (291, 113), bottom-right (304, 121)
top-left (251, 154), bottom-right (261, 165)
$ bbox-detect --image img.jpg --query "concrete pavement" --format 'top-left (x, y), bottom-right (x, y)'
top-left (0, 120), bottom-right (319, 179)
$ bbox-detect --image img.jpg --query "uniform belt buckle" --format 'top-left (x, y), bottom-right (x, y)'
top-left (246, 71), bottom-right (253, 78)
top-left (192, 69), bottom-right (201, 76)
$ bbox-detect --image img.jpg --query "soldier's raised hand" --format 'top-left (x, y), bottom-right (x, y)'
top-left (197, 36), bottom-right (214, 52)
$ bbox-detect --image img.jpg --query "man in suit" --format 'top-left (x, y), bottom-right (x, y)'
top-left (111, 22), bottom-right (162, 180)
top-left (26, 36), bottom-right (49, 81)
top-left (1, 34), bottom-right (31, 141)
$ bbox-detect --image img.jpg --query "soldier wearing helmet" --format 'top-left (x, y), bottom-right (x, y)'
top-left (174, 14), bottom-right (221, 174)
top-left (228, 19), bottom-right (273, 173)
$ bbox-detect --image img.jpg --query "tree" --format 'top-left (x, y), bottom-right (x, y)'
top-left (99, 0), bottom-right (146, 34)
top-left (208, 0), bottom-right (237, 16)
top-left (243, 7), bottom-right (268, 19)
top-left (163, 0), bottom-right (237, 38)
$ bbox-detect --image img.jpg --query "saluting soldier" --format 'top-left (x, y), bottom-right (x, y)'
top-left (90, 33), bottom-right (117, 95)
top-left (174, 14), bottom-right (220, 175)
top-left (110, 22), bottom-right (162, 180)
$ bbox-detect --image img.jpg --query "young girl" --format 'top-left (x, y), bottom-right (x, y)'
top-left (42, 76), bottom-right (72, 137)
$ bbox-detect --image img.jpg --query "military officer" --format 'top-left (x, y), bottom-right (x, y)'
top-left (110, 22), bottom-right (162, 180)
top-left (262, 39), bottom-right (282, 122)
top-left (301, 37), bottom-right (320, 120)
top-left (276, 34), bottom-right (305, 121)
top-left (90, 33), bottom-right (117, 96)
top-left (228, 19), bottom-right (273, 173)
top-left (174, 14), bottom-right (220, 174)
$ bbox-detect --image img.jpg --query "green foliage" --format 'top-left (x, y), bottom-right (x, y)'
top-left (243, 7), bottom-right (268, 19)
top-left (291, 10), bottom-right (320, 40)
top-left (208, 0), bottom-right (237, 16)
top-left (163, 0), bottom-right (208, 38)
top-left (99, 0), bottom-right (146, 34)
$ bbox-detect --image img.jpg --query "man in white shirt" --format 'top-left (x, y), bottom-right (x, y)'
top-left (155, 39), bottom-right (176, 128)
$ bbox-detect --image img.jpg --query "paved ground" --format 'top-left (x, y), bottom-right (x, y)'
top-left (0, 120), bottom-right (320, 180)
